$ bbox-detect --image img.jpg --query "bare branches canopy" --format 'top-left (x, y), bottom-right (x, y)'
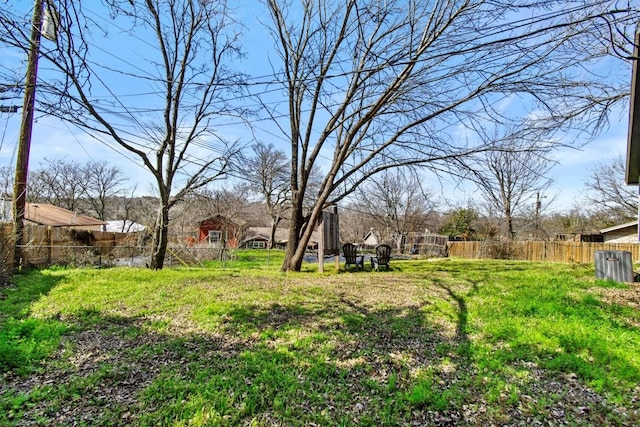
top-left (262, 0), bottom-right (637, 270)
top-left (1, 0), bottom-right (248, 268)
top-left (583, 155), bottom-right (638, 223)
top-left (1, 1), bottom-right (638, 271)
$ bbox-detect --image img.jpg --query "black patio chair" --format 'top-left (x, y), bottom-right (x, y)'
top-left (371, 244), bottom-right (392, 271)
top-left (342, 243), bottom-right (364, 271)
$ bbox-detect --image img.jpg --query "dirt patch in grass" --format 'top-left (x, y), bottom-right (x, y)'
top-left (597, 283), bottom-right (640, 310)
top-left (594, 283), bottom-right (640, 328)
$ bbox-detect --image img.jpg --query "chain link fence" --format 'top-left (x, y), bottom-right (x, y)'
top-left (0, 224), bottom-right (271, 272)
top-left (14, 244), bottom-right (242, 269)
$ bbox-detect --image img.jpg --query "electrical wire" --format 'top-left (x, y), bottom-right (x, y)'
top-left (1, 0), bottom-right (632, 192)
top-left (55, 1), bottom-right (636, 91)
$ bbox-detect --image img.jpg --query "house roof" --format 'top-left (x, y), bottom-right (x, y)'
top-left (242, 227), bottom-right (288, 243)
top-left (199, 214), bottom-right (247, 227)
top-left (23, 203), bottom-right (106, 227)
top-left (599, 221), bottom-right (638, 234)
top-left (625, 26), bottom-right (640, 184)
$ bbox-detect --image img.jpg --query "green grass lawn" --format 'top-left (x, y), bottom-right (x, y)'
top-left (1, 253), bottom-right (639, 426)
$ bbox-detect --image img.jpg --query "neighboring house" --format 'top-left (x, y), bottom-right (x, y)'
top-left (197, 215), bottom-right (322, 251)
top-left (599, 221), bottom-right (639, 243)
top-left (104, 220), bottom-right (146, 233)
top-left (241, 227), bottom-right (289, 249)
top-left (241, 232), bottom-right (270, 249)
top-left (26, 203), bottom-right (106, 231)
top-left (197, 214), bottom-right (247, 248)
top-left (239, 226), bottom-right (322, 251)
top-left (362, 229), bottom-right (379, 248)
top-left (0, 200), bottom-right (106, 230)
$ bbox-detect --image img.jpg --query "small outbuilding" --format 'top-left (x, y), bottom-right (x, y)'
top-left (23, 203), bottom-right (105, 230)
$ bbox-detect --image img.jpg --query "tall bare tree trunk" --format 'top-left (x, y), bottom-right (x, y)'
top-left (282, 192), bottom-right (304, 271)
top-left (150, 203), bottom-right (170, 269)
top-left (263, 0), bottom-right (633, 271)
top-left (268, 216), bottom-right (281, 250)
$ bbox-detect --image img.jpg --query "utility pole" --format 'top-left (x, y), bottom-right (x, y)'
top-left (13, 0), bottom-right (45, 271)
top-left (534, 192), bottom-right (545, 239)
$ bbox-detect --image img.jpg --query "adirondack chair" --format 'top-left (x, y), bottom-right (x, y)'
top-left (342, 243), bottom-right (364, 270)
top-left (371, 244), bottom-right (392, 271)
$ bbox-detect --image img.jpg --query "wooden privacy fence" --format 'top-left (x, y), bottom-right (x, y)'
top-left (1, 224), bottom-right (141, 270)
top-left (446, 241), bottom-right (640, 263)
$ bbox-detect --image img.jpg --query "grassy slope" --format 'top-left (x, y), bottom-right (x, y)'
top-left (1, 253), bottom-right (639, 426)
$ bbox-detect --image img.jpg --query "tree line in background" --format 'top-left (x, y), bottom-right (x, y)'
top-left (1, 0), bottom-right (638, 269)
top-left (0, 153), bottom-right (635, 252)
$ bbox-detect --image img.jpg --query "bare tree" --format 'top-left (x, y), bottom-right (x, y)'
top-left (0, 0), bottom-right (247, 269)
top-left (546, 207), bottom-right (603, 236)
top-left (25, 158), bottom-right (128, 221)
top-left (0, 167), bottom-right (13, 199)
top-left (242, 142), bottom-right (290, 249)
top-left (583, 155), bottom-right (638, 223)
top-left (262, 0), bottom-right (637, 271)
top-left (114, 194), bottom-right (157, 232)
top-left (352, 169), bottom-right (436, 252)
top-left (103, 191), bottom-right (155, 233)
top-left (81, 160), bottom-right (128, 221)
top-left (28, 158), bottom-right (86, 212)
top-left (455, 140), bottom-right (555, 239)
top-left (338, 206), bottom-right (375, 246)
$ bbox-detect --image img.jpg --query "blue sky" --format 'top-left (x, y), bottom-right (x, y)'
top-left (0, 1), bottom-right (635, 214)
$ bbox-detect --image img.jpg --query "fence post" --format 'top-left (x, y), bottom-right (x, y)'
top-left (46, 226), bottom-right (52, 266)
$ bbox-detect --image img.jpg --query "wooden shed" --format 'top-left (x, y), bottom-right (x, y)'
top-left (24, 203), bottom-right (105, 230)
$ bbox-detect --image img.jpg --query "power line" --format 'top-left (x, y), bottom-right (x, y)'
top-left (29, 0), bottom-right (632, 94)
top-left (1, 0), bottom-right (632, 187)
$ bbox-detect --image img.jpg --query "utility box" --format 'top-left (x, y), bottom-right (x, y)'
top-left (594, 250), bottom-right (634, 283)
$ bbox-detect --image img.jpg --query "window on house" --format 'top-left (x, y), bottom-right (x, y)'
top-left (209, 230), bottom-right (222, 244)
top-left (252, 241), bottom-right (266, 249)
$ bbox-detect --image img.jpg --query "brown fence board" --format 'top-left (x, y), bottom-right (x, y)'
top-left (447, 241), bottom-right (640, 263)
